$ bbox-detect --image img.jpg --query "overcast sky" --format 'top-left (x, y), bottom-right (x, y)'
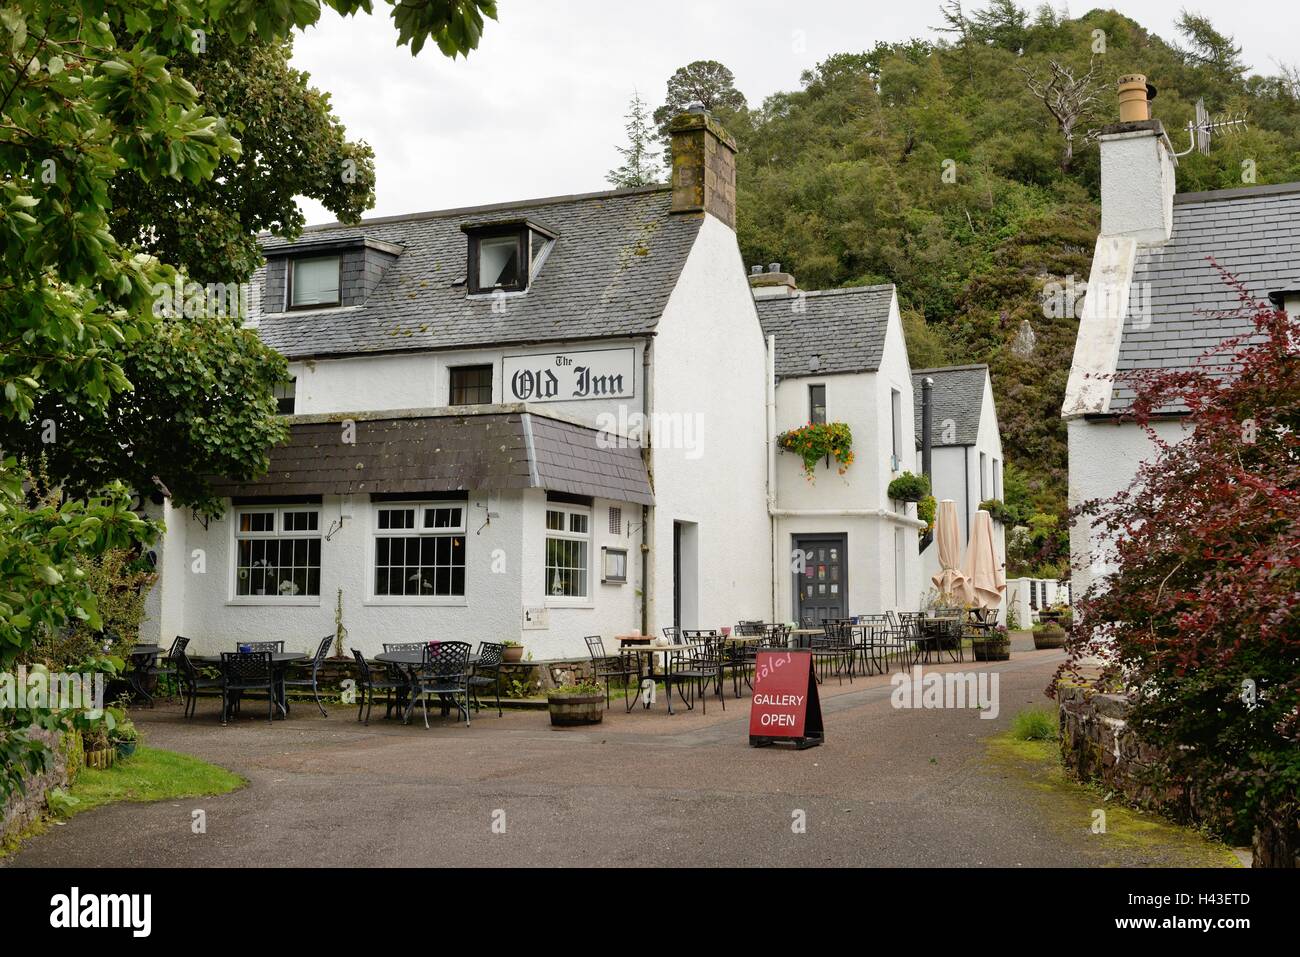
top-left (290, 1), bottom-right (1299, 225)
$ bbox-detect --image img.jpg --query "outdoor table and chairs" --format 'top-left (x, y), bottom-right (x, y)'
top-left (125, 644), bottom-right (164, 705)
top-left (617, 641), bottom-right (697, 714)
top-left (373, 643), bottom-right (479, 728)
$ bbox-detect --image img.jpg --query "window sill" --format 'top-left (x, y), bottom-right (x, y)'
top-left (363, 597), bottom-right (470, 608)
top-left (544, 599), bottom-right (594, 609)
top-left (227, 597), bottom-right (322, 607)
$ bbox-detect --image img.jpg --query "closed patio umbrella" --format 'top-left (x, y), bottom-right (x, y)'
top-left (930, 499), bottom-right (972, 605)
top-left (962, 509), bottom-right (1006, 609)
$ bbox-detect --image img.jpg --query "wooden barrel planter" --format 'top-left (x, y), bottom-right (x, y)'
top-left (1033, 622), bottom-right (1067, 650)
top-left (547, 692), bottom-right (604, 727)
top-left (971, 638), bottom-right (1011, 661)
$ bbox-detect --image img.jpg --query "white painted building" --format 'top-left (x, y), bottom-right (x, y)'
top-left (753, 278), bottom-right (925, 622)
top-left (1062, 80), bottom-right (1300, 598)
top-left (911, 364), bottom-right (1006, 616)
top-left (143, 110), bottom-right (774, 660)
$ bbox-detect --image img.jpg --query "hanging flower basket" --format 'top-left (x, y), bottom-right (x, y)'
top-left (887, 471), bottom-right (930, 503)
top-left (776, 422), bottom-right (854, 482)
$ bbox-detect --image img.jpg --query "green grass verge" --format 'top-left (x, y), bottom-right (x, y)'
top-left (987, 727), bottom-right (1241, 867)
top-left (3, 746), bottom-right (244, 857)
top-left (57, 747), bottom-right (244, 819)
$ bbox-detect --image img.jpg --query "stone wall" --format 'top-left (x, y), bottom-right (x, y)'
top-left (1, 726), bottom-right (74, 845)
top-left (1057, 684), bottom-right (1195, 812)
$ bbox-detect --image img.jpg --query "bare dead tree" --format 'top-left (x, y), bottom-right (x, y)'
top-left (1019, 57), bottom-right (1103, 170)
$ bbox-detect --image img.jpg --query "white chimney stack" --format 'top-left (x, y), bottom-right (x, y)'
top-left (1098, 74), bottom-right (1177, 244)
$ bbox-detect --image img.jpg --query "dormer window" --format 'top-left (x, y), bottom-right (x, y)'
top-left (289, 255), bottom-right (341, 308)
top-left (465, 222), bottom-right (555, 295)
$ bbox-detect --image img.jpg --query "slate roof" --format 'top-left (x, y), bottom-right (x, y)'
top-left (207, 409), bottom-right (653, 505)
top-left (911, 365), bottom-right (988, 447)
top-left (253, 186), bottom-right (701, 359)
top-left (1113, 182), bottom-right (1300, 411)
top-left (754, 285), bottom-right (895, 378)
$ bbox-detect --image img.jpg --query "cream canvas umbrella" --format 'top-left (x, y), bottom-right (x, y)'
top-left (963, 509), bottom-right (1007, 609)
top-left (930, 499), bottom-right (972, 605)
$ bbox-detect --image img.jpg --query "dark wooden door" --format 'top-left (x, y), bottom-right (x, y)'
top-left (794, 534), bottom-right (848, 623)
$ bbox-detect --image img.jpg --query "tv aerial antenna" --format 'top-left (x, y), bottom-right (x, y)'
top-left (1174, 97), bottom-right (1248, 157)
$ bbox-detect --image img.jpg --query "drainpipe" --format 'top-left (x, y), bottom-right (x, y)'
top-left (640, 336), bottom-right (653, 637)
top-left (766, 334), bottom-right (778, 622)
top-left (919, 376), bottom-right (934, 553)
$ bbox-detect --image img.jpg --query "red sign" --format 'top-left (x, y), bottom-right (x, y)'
top-left (748, 649), bottom-right (823, 749)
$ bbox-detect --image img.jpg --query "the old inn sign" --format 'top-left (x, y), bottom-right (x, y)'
top-left (503, 348), bottom-right (635, 403)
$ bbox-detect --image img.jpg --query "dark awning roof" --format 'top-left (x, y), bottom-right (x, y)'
top-left (208, 408), bottom-right (653, 505)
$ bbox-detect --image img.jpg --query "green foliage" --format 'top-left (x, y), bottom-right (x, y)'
top-left (978, 497), bottom-right (1015, 525)
top-left (1010, 706), bottom-right (1057, 741)
top-left (776, 422), bottom-right (854, 481)
top-left (607, 90), bottom-right (661, 188)
top-left (652, 59), bottom-right (749, 161)
top-left (0, 0), bottom-right (494, 809)
top-left (887, 471), bottom-right (930, 502)
top-left (731, 4), bottom-right (1300, 553)
top-left (917, 493), bottom-right (937, 534)
top-left (548, 681), bottom-right (604, 697)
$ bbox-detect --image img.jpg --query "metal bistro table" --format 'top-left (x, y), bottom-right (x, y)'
top-left (190, 651), bottom-right (308, 719)
top-left (788, 627), bottom-right (823, 649)
top-left (373, 649), bottom-right (480, 724)
top-left (127, 644), bottom-right (164, 705)
top-left (617, 641), bottom-right (695, 714)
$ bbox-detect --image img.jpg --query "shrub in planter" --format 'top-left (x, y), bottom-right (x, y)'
top-left (776, 422), bottom-right (854, 481)
top-left (547, 681), bottom-right (605, 726)
top-left (502, 641), bottom-right (525, 664)
top-left (887, 471), bottom-right (930, 503)
top-left (972, 625), bottom-right (1011, 661)
top-left (110, 720), bottom-right (139, 760)
top-left (1033, 621), bottom-right (1067, 650)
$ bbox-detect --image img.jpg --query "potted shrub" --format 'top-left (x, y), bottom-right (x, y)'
top-left (502, 640), bottom-right (525, 664)
top-left (547, 681), bottom-right (605, 726)
top-left (110, 720), bottom-right (139, 759)
top-left (887, 471), bottom-right (930, 503)
top-left (776, 422), bottom-right (854, 481)
top-left (972, 624), bottom-right (1011, 661)
top-left (1033, 620), bottom-right (1067, 650)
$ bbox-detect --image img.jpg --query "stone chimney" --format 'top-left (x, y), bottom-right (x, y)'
top-left (669, 105), bottom-right (738, 229)
top-left (748, 262), bottom-right (797, 298)
top-left (1098, 74), bottom-right (1177, 243)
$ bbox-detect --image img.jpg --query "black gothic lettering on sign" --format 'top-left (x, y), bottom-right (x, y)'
top-left (573, 366), bottom-right (624, 398)
top-left (511, 368), bottom-right (559, 400)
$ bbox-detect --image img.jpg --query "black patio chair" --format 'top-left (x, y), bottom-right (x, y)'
top-left (282, 634), bottom-right (334, 717)
top-left (811, 619), bottom-right (854, 684)
top-left (674, 634), bottom-right (726, 714)
top-left (584, 635), bottom-right (640, 713)
top-left (239, 640), bottom-right (284, 652)
top-left (219, 651), bottom-right (277, 725)
top-left (764, 622), bottom-right (791, 649)
top-left (852, 615), bottom-right (892, 675)
top-left (381, 642), bottom-right (425, 712)
top-left (470, 641), bottom-right (505, 717)
top-left (407, 641), bottom-right (472, 729)
top-left (176, 646), bottom-right (221, 720)
top-left (350, 649), bottom-right (407, 725)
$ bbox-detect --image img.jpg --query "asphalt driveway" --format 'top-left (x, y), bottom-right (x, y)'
top-left (5, 647), bottom-right (1237, 867)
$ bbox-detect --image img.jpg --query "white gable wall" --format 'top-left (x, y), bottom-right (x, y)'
top-left (648, 213), bottom-right (772, 630)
